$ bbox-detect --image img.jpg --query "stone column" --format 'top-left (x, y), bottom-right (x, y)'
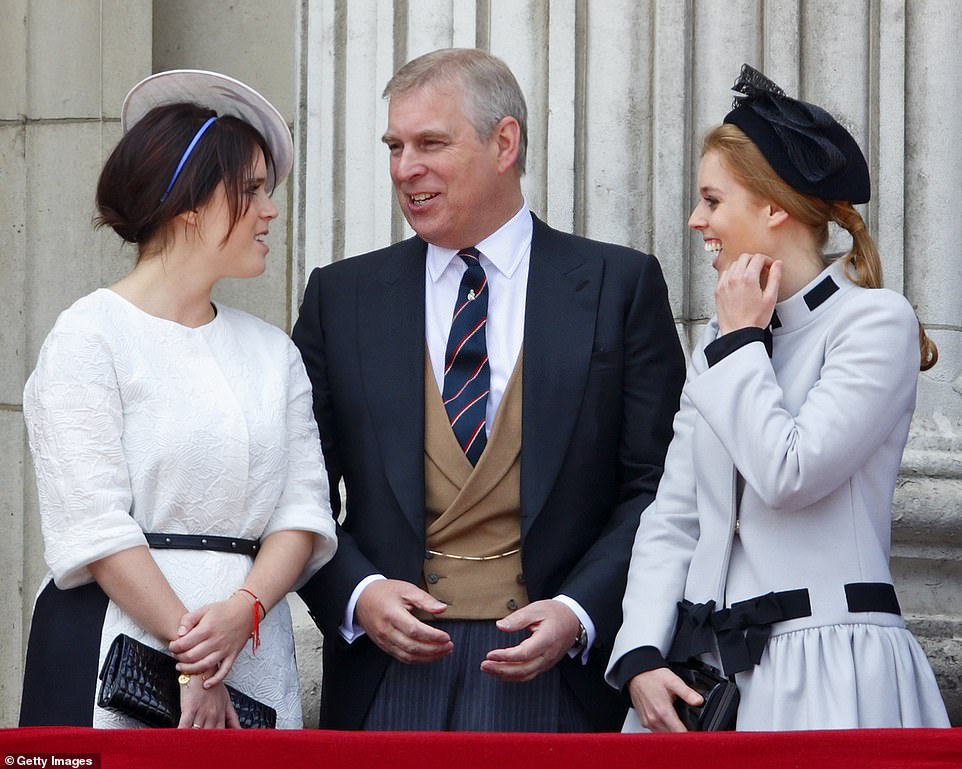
top-left (897, 0), bottom-right (962, 721)
top-left (1, 0), bottom-right (152, 726)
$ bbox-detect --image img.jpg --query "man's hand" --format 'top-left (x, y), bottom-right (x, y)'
top-left (626, 667), bottom-right (703, 732)
top-left (354, 579), bottom-right (453, 663)
top-left (479, 599), bottom-right (580, 682)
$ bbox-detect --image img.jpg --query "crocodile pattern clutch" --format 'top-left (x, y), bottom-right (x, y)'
top-left (98, 633), bottom-right (276, 728)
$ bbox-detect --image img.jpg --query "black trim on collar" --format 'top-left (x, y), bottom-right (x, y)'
top-left (803, 275), bottom-right (839, 311)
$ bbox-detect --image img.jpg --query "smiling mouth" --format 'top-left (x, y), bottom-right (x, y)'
top-left (704, 240), bottom-right (721, 254)
top-left (410, 192), bottom-right (438, 207)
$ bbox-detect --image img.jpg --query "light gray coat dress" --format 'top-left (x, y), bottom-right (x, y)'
top-left (607, 260), bottom-right (949, 730)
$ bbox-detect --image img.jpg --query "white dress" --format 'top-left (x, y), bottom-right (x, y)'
top-left (607, 260), bottom-right (949, 730)
top-left (23, 289), bottom-right (337, 728)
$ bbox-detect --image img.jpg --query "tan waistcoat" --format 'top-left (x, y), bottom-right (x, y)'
top-left (419, 354), bottom-right (529, 620)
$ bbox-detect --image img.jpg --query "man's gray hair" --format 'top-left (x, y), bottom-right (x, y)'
top-left (383, 48), bottom-right (528, 174)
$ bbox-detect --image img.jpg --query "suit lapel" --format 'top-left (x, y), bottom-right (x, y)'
top-left (357, 236), bottom-right (428, 538)
top-left (521, 216), bottom-right (602, 531)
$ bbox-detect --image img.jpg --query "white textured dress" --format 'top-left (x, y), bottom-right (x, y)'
top-left (22, 289), bottom-right (337, 728)
top-left (607, 260), bottom-right (949, 730)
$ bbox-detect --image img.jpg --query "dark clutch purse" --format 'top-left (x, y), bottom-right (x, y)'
top-left (97, 633), bottom-right (277, 729)
top-left (669, 659), bottom-right (739, 731)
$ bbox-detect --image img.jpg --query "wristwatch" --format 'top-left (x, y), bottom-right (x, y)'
top-left (573, 622), bottom-right (588, 653)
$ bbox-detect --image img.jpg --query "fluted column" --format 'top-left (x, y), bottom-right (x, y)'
top-left (2, 0), bottom-right (152, 726)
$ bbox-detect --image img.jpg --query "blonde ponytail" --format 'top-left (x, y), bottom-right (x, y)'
top-left (831, 203), bottom-right (881, 289)
top-left (831, 202), bottom-right (938, 371)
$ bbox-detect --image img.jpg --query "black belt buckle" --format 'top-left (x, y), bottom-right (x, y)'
top-left (670, 660), bottom-right (739, 731)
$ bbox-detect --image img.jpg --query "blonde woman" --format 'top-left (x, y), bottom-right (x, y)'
top-left (607, 65), bottom-right (948, 731)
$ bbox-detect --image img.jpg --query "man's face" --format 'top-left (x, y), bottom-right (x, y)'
top-left (382, 84), bottom-right (514, 249)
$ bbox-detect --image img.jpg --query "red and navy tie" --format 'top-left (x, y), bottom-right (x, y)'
top-left (441, 248), bottom-right (490, 465)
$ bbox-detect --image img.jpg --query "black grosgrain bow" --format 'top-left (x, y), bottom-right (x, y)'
top-left (667, 599), bottom-right (718, 662)
top-left (731, 63), bottom-right (846, 185)
top-left (668, 596), bottom-right (772, 673)
top-left (711, 592), bottom-right (785, 674)
top-left (667, 590), bottom-right (812, 674)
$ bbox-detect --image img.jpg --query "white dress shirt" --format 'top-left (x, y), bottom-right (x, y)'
top-left (425, 201), bottom-right (531, 432)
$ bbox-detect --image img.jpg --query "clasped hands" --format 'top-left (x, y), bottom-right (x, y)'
top-left (354, 578), bottom-right (581, 682)
top-left (167, 591), bottom-right (259, 728)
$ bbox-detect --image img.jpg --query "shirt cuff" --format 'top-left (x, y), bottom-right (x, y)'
top-left (339, 574), bottom-right (387, 643)
top-left (608, 646), bottom-right (669, 694)
top-left (552, 594), bottom-right (595, 665)
top-left (704, 326), bottom-right (767, 367)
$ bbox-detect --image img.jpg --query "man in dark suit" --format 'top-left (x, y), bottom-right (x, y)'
top-left (293, 47), bottom-right (685, 731)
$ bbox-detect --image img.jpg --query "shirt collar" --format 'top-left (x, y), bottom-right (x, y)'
top-left (426, 199), bottom-right (532, 283)
top-left (771, 258), bottom-right (850, 333)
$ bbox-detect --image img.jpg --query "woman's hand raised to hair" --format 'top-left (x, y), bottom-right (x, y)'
top-left (715, 253), bottom-right (782, 335)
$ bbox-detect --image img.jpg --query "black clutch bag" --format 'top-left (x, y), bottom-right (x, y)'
top-left (97, 633), bottom-right (277, 728)
top-left (670, 659), bottom-right (739, 731)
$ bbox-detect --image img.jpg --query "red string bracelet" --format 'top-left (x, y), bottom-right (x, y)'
top-left (236, 588), bottom-right (266, 654)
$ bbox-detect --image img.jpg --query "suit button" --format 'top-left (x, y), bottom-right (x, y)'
top-left (506, 598), bottom-right (518, 610)
top-left (515, 573), bottom-right (525, 585)
top-left (427, 573), bottom-right (440, 585)
top-left (424, 550), bottom-right (434, 560)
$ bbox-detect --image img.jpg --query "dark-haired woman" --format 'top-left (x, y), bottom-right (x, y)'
top-left (20, 71), bottom-right (336, 729)
top-left (606, 65), bottom-right (949, 731)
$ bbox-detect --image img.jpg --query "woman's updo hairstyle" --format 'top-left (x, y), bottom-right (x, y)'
top-left (95, 102), bottom-right (274, 254)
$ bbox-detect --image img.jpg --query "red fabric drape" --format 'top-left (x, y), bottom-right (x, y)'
top-left (2, 727), bottom-right (961, 769)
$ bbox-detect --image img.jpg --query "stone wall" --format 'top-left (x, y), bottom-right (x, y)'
top-left (3, 0), bottom-right (960, 726)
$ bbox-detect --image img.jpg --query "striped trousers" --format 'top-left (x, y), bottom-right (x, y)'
top-left (363, 620), bottom-right (593, 731)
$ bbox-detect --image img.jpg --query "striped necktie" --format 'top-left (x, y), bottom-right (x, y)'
top-left (441, 248), bottom-right (490, 465)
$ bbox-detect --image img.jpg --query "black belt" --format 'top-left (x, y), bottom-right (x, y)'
top-left (144, 533), bottom-right (260, 556)
top-left (669, 583), bottom-right (901, 675)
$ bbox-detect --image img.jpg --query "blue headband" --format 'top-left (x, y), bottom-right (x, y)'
top-left (160, 115), bottom-right (218, 202)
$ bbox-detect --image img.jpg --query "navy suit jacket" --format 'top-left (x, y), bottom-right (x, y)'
top-left (293, 214), bottom-right (686, 730)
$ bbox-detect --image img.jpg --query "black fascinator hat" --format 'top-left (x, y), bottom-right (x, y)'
top-left (723, 64), bottom-right (870, 204)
